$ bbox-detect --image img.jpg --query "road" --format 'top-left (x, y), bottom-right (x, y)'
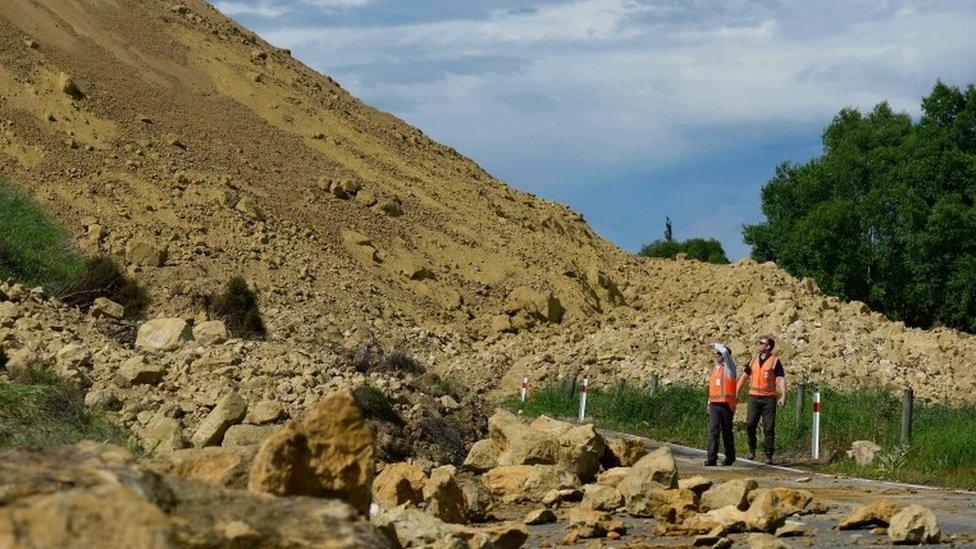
top-left (515, 430), bottom-right (976, 547)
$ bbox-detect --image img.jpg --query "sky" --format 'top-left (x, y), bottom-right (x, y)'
top-left (214, 0), bottom-right (976, 259)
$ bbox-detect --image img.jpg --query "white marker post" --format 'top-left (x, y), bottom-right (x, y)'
top-left (520, 377), bottom-right (528, 403)
top-left (812, 391), bottom-right (821, 460)
top-left (578, 374), bottom-right (589, 424)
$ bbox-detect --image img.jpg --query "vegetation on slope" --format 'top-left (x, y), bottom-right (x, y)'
top-left (745, 81), bottom-right (976, 332)
top-left (510, 381), bottom-right (976, 490)
top-left (0, 364), bottom-right (129, 450)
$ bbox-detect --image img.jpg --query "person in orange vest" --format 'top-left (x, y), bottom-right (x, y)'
top-left (736, 336), bottom-right (787, 464)
top-left (705, 342), bottom-right (737, 466)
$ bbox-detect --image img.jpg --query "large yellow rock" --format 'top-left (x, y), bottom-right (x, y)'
top-left (618, 446), bottom-right (678, 515)
top-left (423, 466), bottom-right (468, 524)
top-left (483, 465), bottom-right (579, 503)
top-left (372, 462), bottom-right (426, 509)
top-left (248, 390), bottom-right (375, 514)
top-left (488, 410), bottom-right (560, 467)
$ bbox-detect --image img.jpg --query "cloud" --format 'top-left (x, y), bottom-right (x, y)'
top-left (213, 1), bottom-right (287, 18)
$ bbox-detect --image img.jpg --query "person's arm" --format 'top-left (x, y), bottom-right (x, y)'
top-left (775, 360), bottom-right (787, 406)
top-left (736, 373), bottom-right (748, 395)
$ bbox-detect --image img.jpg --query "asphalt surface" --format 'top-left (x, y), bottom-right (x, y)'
top-left (518, 428), bottom-right (976, 547)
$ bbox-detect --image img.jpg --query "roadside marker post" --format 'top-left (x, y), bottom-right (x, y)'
top-left (520, 377), bottom-right (528, 403)
top-left (578, 371), bottom-right (589, 424)
top-left (812, 391), bottom-right (821, 460)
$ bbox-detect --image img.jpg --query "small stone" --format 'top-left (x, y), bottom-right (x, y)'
top-left (246, 400), bottom-right (285, 424)
top-left (524, 508), bottom-right (556, 525)
top-left (115, 356), bottom-right (166, 386)
top-left (192, 320), bottom-right (229, 344)
top-left (191, 392), bottom-right (247, 447)
top-left (135, 318), bottom-right (192, 352)
top-left (90, 297), bottom-right (125, 319)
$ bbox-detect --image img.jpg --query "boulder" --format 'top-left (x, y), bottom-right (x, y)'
top-left (191, 393), bottom-right (247, 447)
top-left (373, 462), bottom-right (426, 509)
top-left (422, 466), bottom-right (468, 524)
top-left (249, 389), bottom-right (375, 514)
top-left (887, 504), bottom-right (940, 544)
top-left (557, 424), bottom-right (606, 482)
top-left (643, 488), bottom-right (698, 523)
top-left (483, 465), bottom-right (579, 503)
top-left (116, 356), bottom-right (166, 386)
top-left (701, 478), bottom-right (758, 511)
top-left (603, 437), bottom-right (647, 467)
top-left (221, 424), bottom-right (277, 447)
top-left (136, 318), bottom-right (192, 352)
top-left (596, 467), bottom-right (630, 488)
top-left (847, 440), bottom-right (882, 466)
top-left (743, 489), bottom-right (787, 533)
top-left (140, 415), bottom-right (186, 455)
top-left (462, 439), bottom-right (496, 472)
top-left (192, 321), bottom-right (229, 344)
top-left (128, 238), bottom-right (167, 267)
top-left (246, 400), bottom-right (284, 424)
top-left (528, 415), bottom-right (573, 437)
top-left (524, 508), bottom-right (556, 525)
top-left (488, 410), bottom-right (559, 467)
top-left (90, 297), bottom-right (125, 320)
top-left (618, 446), bottom-right (678, 515)
top-left (678, 475), bottom-right (714, 498)
top-left (372, 505), bottom-right (467, 548)
top-left (683, 505), bottom-right (748, 534)
top-left (765, 487), bottom-right (813, 516)
top-left (461, 479), bottom-right (493, 523)
top-left (161, 446), bottom-right (255, 488)
top-left (837, 499), bottom-right (901, 530)
top-left (55, 343), bottom-right (91, 370)
top-left (451, 522), bottom-right (528, 549)
top-left (4, 348), bottom-right (43, 377)
top-left (566, 508), bottom-right (626, 539)
top-left (579, 483), bottom-right (623, 511)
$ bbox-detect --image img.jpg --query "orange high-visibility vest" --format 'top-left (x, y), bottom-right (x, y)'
top-left (748, 354), bottom-right (780, 397)
top-left (708, 363), bottom-right (737, 409)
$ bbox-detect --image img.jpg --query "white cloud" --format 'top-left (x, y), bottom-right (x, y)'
top-left (213, 1), bottom-right (287, 18)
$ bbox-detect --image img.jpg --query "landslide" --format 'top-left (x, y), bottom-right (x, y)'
top-left (1, 0), bottom-right (975, 411)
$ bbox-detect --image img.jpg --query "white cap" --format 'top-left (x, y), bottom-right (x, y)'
top-left (713, 342), bottom-right (728, 355)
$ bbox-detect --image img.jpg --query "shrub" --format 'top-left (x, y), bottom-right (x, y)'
top-left (0, 177), bottom-right (85, 294)
top-left (61, 255), bottom-right (150, 318)
top-left (352, 384), bottom-right (404, 426)
top-left (351, 340), bottom-right (425, 375)
top-left (210, 276), bottom-right (266, 339)
top-left (639, 237), bottom-right (729, 264)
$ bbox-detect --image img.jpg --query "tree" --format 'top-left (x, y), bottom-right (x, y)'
top-left (743, 81), bottom-right (976, 331)
top-left (639, 237), bottom-right (729, 264)
top-left (664, 216), bottom-right (673, 242)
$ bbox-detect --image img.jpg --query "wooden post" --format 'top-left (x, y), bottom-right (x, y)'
top-left (649, 374), bottom-right (659, 396)
top-left (901, 388), bottom-right (914, 445)
top-left (564, 377), bottom-right (577, 399)
top-left (796, 381), bottom-right (807, 425)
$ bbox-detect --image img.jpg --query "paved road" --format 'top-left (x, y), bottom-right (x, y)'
top-left (519, 428), bottom-right (976, 547)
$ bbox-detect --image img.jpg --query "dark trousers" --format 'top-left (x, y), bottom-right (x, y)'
top-left (706, 403), bottom-right (735, 464)
top-left (745, 396), bottom-right (777, 458)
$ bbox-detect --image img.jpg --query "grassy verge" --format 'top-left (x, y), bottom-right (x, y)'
top-left (0, 367), bottom-right (130, 450)
top-left (506, 381), bottom-right (976, 490)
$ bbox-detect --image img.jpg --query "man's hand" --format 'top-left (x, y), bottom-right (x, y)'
top-left (778, 396), bottom-right (786, 407)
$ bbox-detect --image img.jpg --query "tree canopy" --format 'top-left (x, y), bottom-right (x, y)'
top-left (743, 81), bottom-right (976, 331)
top-left (640, 237), bottom-right (729, 264)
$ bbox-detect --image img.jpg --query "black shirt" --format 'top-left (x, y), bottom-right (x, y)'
top-left (743, 356), bottom-right (785, 377)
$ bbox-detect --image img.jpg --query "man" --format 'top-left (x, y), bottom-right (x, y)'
top-left (705, 343), bottom-right (737, 466)
top-left (737, 336), bottom-right (786, 465)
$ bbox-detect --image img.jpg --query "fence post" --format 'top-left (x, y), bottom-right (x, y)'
top-left (649, 374), bottom-right (659, 396)
top-left (796, 381), bottom-right (807, 425)
top-left (520, 377), bottom-right (528, 403)
top-left (578, 372), bottom-right (590, 424)
top-left (564, 377), bottom-right (576, 399)
top-left (901, 388), bottom-right (914, 446)
top-left (812, 391), bottom-right (821, 460)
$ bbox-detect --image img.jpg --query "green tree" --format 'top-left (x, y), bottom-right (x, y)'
top-left (639, 237), bottom-right (729, 264)
top-left (744, 81), bottom-right (976, 331)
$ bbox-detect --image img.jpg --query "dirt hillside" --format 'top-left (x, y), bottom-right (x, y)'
top-left (1, 0), bottom-right (975, 409)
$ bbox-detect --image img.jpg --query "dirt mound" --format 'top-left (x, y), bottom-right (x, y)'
top-left (0, 0), bottom-right (974, 417)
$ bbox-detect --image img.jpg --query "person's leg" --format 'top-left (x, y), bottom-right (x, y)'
top-left (720, 404), bottom-right (735, 465)
top-left (762, 397), bottom-right (777, 460)
top-left (706, 404), bottom-right (720, 465)
top-left (745, 397), bottom-right (760, 458)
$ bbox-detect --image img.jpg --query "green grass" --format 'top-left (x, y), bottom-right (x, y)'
top-left (0, 367), bottom-right (130, 450)
top-left (506, 381), bottom-right (976, 490)
top-left (0, 177), bottom-right (85, 295)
